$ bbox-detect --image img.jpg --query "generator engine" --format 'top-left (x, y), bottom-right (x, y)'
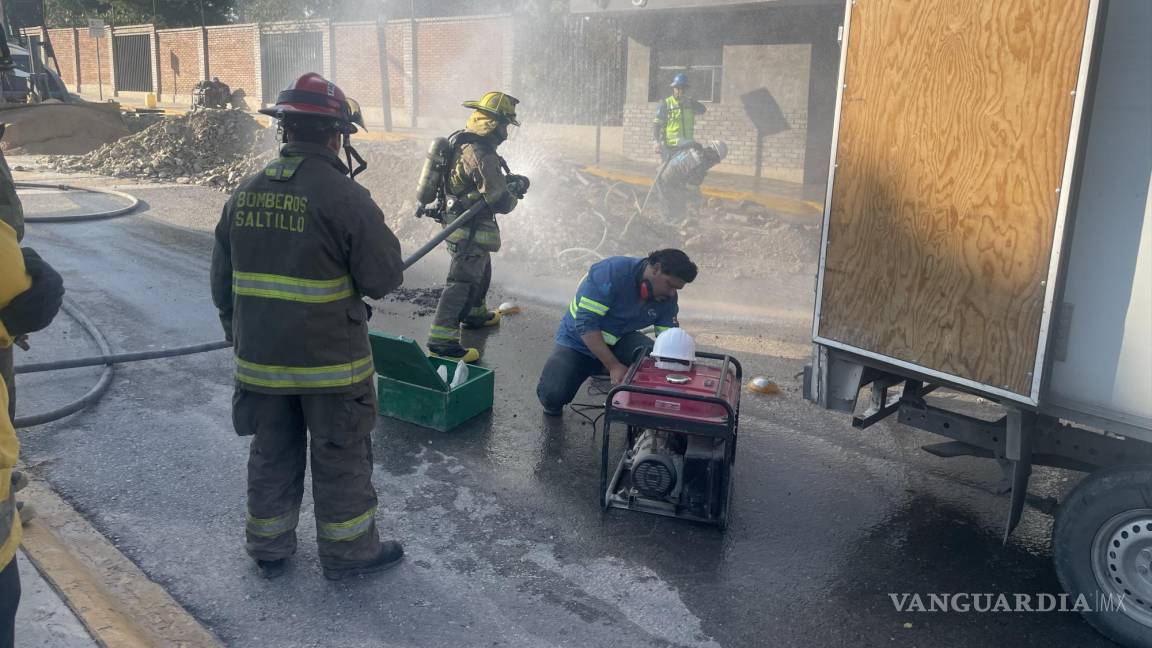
top-left (627, 430), bottom-right (686, 499)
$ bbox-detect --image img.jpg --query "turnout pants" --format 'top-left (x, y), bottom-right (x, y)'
top-left (0, 557), bottom-right (17, 648)
top-left (428, 242), bottom-right (492, 348)
top-left (233, 380), bottom-right (382, 568)
top-left (536, 332), bottom-right (653, 411)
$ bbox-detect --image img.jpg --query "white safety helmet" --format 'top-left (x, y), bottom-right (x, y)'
top-left (651, 328), bottom-right (696, 370)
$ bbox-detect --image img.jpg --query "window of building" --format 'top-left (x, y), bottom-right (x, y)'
top-left (649, 46), bottom-right (723, 103)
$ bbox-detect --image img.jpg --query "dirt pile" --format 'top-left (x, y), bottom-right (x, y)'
top-left (0, 102), bottom-right (131, 155)
top-left (45, 109), bottom-right (276, 189)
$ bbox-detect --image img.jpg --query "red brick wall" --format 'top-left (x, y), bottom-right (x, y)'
top-left (44, 15), bottom-right (512, 123)
top-left (332, 23), bottom-right (382, 108)
top-left (75, 28), bottom-right (115, 96)
top-left (205, 24), bottom-right (259, 102)
top-left (46, 28), bottom-right (77, 87)
top-left (415, 17), bottom-right (511, 122)
top-left (156, 28), bottom-right (202, 104)
top-left (385, 22), bottom-right (406, 111)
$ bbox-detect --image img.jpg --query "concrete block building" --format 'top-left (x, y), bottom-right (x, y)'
top-left (572, 0), bottom-right (842, 184)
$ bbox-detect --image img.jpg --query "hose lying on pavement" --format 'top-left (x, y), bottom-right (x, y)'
top-left (13, 184), bottom-right (231, 428)
top-left (15, 300), bottom-right (114, 429)
top-left (13, 299), bottom-right (232, 428)
top-left (15, 182), bottom-right (141, 222)
top-left (15, 339), bottom-right (231, 375)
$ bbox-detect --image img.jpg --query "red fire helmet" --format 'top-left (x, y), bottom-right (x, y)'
top-left (259, 72), bottom-right (365, 133)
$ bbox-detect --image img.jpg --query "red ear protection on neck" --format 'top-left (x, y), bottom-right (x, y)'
top-left (639, 278), bottom-right (654, 301)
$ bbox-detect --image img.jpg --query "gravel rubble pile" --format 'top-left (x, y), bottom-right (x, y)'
top-left (44, 109), bottom-right (276, 190)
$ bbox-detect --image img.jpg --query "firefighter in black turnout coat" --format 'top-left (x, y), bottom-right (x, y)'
top-left (211, 73), bottom-right (406, 581)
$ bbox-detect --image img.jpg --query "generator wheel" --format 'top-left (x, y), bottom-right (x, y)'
top-left (1053, 464), bottom-right (1152, 648)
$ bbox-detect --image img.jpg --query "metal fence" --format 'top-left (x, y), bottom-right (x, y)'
top-left (260, 31), bottom-right (324, 103)
top-left (113, 34), bottom-right (153, 92)
top-left (513, 15), bottom-right (626, 126)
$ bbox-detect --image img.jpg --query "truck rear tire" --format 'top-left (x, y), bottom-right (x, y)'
top-left (1053, 464), bottom-right (1152, 648)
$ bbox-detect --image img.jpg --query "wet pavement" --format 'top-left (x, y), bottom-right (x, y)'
top-left (11, 192), bottom-right (1119, 647)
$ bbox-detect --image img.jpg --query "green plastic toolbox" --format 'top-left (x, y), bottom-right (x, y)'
top-left (368, 331), bottom-right (494, 431)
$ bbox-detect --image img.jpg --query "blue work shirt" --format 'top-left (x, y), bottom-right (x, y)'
top-left (556, 256), bottom-right (679, 357)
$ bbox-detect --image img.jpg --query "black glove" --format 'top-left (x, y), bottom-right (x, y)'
top-left (1, 248), bottom-right (64, 337)
top-left (506, 174), bottom-right (530, 199)
top-left (364, 301), bottom-right (374, 321)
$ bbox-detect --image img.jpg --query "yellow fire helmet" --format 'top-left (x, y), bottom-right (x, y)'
top-left (462, 91), bottom-right (521, 126)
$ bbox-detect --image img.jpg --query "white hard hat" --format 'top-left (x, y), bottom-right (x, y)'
top-left (651, 328), bottom-right (696, 370)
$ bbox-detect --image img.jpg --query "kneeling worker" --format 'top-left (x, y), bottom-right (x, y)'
top-left (536, 249), bottom-right (698, 415)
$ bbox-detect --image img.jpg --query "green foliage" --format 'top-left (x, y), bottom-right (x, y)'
top-left (45, 0), bottom-right (231, 28)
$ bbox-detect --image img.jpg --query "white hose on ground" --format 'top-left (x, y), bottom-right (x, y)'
top-left (557, 208), bottom-right (609, 264)
top-left (15, 181), bottom-right (141, 222)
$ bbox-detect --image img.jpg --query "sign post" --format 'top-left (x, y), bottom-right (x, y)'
top-left (88, 19), bottom-right (105, 100)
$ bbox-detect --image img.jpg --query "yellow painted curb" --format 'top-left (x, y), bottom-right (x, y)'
top-left (580, 165), bottom-right (824, 219)
top-left (19, 479), bottom-right (223, 648)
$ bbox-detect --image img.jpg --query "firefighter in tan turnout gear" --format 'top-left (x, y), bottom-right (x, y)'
top-left (0, 128), bottom-right (23, 422)
top-left (426, 91), bottom-right (529, 362)
top-left (210, 73), bottom-right (406, 581)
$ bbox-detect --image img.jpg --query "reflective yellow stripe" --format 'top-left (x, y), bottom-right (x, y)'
top-left (235, 355), bottom-right (375, 389)
top-left (601, 331), bottom-right (619, 345)
top-left (264, 155), bottom-right (304, 181)
top-left (655, 326), bottom-right (672, 334)
top-left (233, 271), bottom-right (353, 304)
top-left (428, 324), bottom-right (460, 341)
top-left (578, 297), bottom-right (608, 316)
top-left (447, 226), bottom-right (501, 244)
top-left (569, 298), bottom-right (578, 318)
top-left (246, 508), bottom-right (299, 538)
top-left (317, 506), bottom-right (376, 542)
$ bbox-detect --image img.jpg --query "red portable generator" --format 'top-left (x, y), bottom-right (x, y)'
top-left (600, 352), bottom-right (742, 529)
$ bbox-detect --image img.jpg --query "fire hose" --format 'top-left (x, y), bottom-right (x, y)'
top-left (14, 193), bottom-right (488, 428)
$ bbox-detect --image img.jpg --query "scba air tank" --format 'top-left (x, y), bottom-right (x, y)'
top-left (415, 137), bottom-right (451, 205)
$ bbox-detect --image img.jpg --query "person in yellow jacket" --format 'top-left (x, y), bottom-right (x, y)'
top-left (425, 92), bottom-right (529, 363)
top-left (0, 219), bottom-right (30, 648)
top-left (652, 73), bottom-right (707, 164)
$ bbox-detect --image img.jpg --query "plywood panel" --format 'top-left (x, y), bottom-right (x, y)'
top-left (817, 0), bottom-right (1091, 397)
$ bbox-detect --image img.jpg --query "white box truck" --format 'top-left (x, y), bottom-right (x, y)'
top-left (804, 1), bottom-right (1152, 645)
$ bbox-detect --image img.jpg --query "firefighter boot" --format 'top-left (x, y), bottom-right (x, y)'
top-left (461, 307), bottom-right (501, 329)
top-left (322, 540), bottom-right (405, 581)
top-left (256, 558), bottom-right (288, 580)
top-left (428, 343), bottom-right (481, 363)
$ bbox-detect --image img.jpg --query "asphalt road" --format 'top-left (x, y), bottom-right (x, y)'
top-left (11, 180), bottom-right (1118, 647)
